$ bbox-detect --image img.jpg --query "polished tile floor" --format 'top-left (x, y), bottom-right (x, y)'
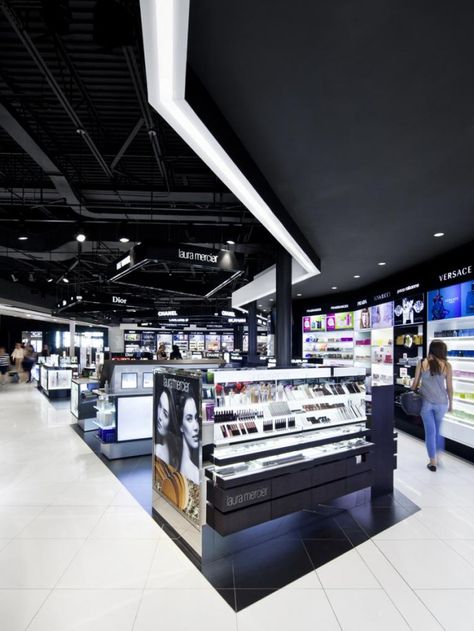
top-left (1, 382), bottom-right (474, 629)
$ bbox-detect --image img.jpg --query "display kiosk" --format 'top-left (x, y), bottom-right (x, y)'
top-left (38, 364), bottom-right (73, 399)
top-left (152, 365), bottom-right (397, 562)
top-left (70, 377), bottom-right (99, 430)
top-left (94, 359), bottom-right (222, 459)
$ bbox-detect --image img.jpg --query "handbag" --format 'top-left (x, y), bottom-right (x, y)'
top-left (400, 390), bottom-right (423, 416)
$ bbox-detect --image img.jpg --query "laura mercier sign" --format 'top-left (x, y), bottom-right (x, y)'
top-left (178, 248), bottom-right (218, 264)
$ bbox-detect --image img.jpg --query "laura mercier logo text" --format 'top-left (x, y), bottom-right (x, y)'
top-left (225, 486), bottom-right (269, 508)
top-left (178, 248), bottom-right (218, 264)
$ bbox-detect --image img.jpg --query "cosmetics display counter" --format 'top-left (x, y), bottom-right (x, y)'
top-left (38, 364), bottom-right (73, 399)
top-left (95, 359), bottom-right (221, 459)
top-left (205, 366), bottom-right (379, 535)
top-left (70, 377), bottom-right (99, 431)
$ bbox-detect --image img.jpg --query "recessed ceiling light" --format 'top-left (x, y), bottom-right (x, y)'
top-left (63, 277), bottom-right (69, 283)
top-left (433, 232), bottom-right (445, 238)
top-left (226, 240), bottom-right (235, 245)
top-left (18, 235), bottom-right (28, 241)
top-left (258, 304), bottom-right (263, 307)
top-left (47, 277), bottom-right (54, 283)
top-left (353, 275), bottom-right (360, 279)
top-left (296, 293), bottom-right (302, 297)
top-left (378, 262), bottom-right (386, 266)
top-left (119, 236), bottom-right (130, 243)
top-left (269, 298), bottom-right (274, 301)
top-left (75, 231), bottom-right (86, 243)
top-left (331, 286), bottom-right (338, 290)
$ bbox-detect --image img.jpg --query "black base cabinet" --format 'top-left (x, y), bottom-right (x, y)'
top-left (207, 448), bottom-right (375, 536)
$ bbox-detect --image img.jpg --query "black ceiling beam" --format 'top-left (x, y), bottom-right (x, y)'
top-left (1, 0), bottom-right (114, 180)
top-left (122, 46), bottom-right (171, 191)
top-left (110, 117), bottom-right (144, 170)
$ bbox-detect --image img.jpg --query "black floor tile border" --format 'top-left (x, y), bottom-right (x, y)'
top-left (72, 420), bottom-right (420, 612)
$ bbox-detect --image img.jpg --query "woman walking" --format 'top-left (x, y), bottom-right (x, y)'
top-left (412, 340), bottom-right (453, 472)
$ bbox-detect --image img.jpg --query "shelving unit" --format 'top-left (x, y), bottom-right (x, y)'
top-left (428, 315), bottom-right (474, 448)
top-left (371, 328), bottom-right (394, 387)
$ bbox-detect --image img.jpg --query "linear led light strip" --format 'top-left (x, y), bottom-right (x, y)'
top-left (140, 0), bottom-right (319, 279)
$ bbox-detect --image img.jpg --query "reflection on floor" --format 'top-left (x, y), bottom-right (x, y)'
top-left (73, 423), bottom-right (419, 611)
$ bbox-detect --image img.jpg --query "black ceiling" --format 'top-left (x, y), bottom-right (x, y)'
top-left (0, 0), bottom-right (274, 321)
top-left (1, 0), bottom-right (473, 324)
top-left (187, 0), bottom-right (474, 305)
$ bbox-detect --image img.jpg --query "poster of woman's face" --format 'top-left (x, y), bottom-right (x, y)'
top-left (153, 371), bottom-right (202, 528)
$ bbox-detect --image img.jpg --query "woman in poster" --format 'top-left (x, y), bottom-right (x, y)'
top-left (176, 390), bottom-right (200, 484)
top-left (154, 388), bottom-right (180, 470)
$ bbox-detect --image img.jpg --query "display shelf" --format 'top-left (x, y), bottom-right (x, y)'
top-left (453, 377), bottom-right (474, 384)
top-left (454, 397), bottom-right (474, 406)
top-left (207, 439), bottom-right (374, 487)
top-left (92, 419), bottom-right (116, 429)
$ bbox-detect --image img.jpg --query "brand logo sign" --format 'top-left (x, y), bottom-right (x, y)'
top-left (158, 310), bottom-right (177, 317)
top-left (228, 317), bottom-right (246, 323)
top-left (330, 303), bottom-right (349, 310)
top-left (168, 318), bottom-right (188, 323)
top-left (178, 248), bottom-right (218, 264)
top-left (306, 307), bottom-right (322, 313)
top-left (374, 291), bottom-right (391, 302)
top-left (396, 283), bottom-right (420, 295)
top-left (224, 485), bottom-right (270, 509)
top-left (357, 299), bottom-right (367, 306)
top-left (112, 296), bottom-right (127, 304)
top-left (438, 266), bottom-right (472, 283)
top-left (221, 310), bottom-right (236, 317)
top-left (116, 254), bottom-right (131, 271)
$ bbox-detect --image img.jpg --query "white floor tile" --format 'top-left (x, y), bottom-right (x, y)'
top-left (147, 536), bottom-right (211, 589)
top-left (52, 480), bottom-right (121, 506)
top-left (110, 488), bottom-right (141, 507)
top-left (0, 539), bottom-right (84, 588)
top-left (357, 540), bottom-right (444, 630)
top-left (326, 589), bottom-right (410, 630)
top-left (317, 548), bottom-right (380, 589)
top-left (134, 589), bottom-right (237, 631)
top-left (0, 589), bottom-right (50, 631)
top-left (57, 538), bottom-right (157, 589)
top-left (90, 506), bottom-right (163, 540)
top-left (27, 589), bottom-right (142, 631)
top-left (445, 539), bottom-right (474, 567)
top-left (415, 506), bottom-right (474, 539)
top-left (0, 481), bottom-right (69, 506)
top-left (18, 505), bottom-right (105, 539)
top-left (416, 589), bottom-right (474, 631)
top-left (376, 539), bottom-right (474, 589)
top-left (0, 505), bottom-right (44, 537)
top-left (237, 589), bottom-right (339, 631)
top-left (373, 514), bottom-right (438, 540)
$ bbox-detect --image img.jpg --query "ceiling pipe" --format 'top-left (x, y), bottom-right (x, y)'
top-left (122, 46), bottom-right (171, 192)
top-left (0, 1), bottom-right (114, 180)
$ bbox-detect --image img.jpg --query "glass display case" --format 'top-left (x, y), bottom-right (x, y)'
top-left (70, 377), bottom-right (99, 430)
top-left (38, 365), bottom-right (73, 399)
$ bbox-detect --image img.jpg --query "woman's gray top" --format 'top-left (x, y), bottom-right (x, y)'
top-left (419, 365), bottom-right (448, 405)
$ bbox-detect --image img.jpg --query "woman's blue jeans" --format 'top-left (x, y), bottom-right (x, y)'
top-left (420, 401), bottom-right (448, 459)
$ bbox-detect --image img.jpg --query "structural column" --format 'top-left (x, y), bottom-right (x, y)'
top-left (69, 322), bottom-right (75, 359)
top-left (276, 247), bottom-right (292, 367)
top-left (247, 301), bottom-right (258, 366)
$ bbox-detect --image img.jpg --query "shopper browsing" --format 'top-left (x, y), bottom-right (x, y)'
top-left (11, 343), bottom-right (24, 374)
top-left (411, 340), bottom-right (453, 471)
top-left (157, 343), bottom-right (168, 359)
top-left (22, 344), bottom-right (36, 383)
top-left (0, 346), bottom-right (10, 385)
top-left (170, 344), bottom-right (182, 360)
